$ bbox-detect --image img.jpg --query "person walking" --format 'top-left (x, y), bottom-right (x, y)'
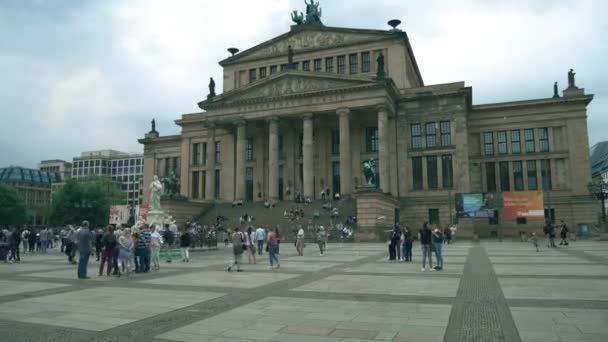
top-left (99, 226), bottom-right (117, 276)
top-left (39, 227), bottom-right (48, 253)
top-left (530, 232), bottom-right (540, 252)
top-left (432, 228), bottom-right (444, 270)
top-left (227, 226), bottom-right (245, 272)
top-left (94, 227), bottom-right (103, 261)
top-left (559, 220), bottom-right (569, 246)
top-left (443, 226), bottom-right (452, 245)
top-left (76, 221), bottom-right (94, 279)
top-left (295, 226), bottom-right (305, 256)
top-left (9, 227), bottom-right (21, 263)
top-left (317, 225), bottom-right (327, 256)
top-left (389, 226), bottom-right (401, 261)
top-left (139, 225), bottom-right (152, 272)
top-left (402, 227), bottom-right (413, 262)
top-left (255, 226), bottom-right (265, 255)
top-left (117, 229), bottom-right (133, 277)
top-left (180, 228), bottom-right (191, 263)
top-left (150, 225), bottom-right (163, 270)
top-left (419, 222), bottom-right (433, 271)
top-left (28, 227), bottom-right (37, 254)
top-left (21, 228), bottom-right (29, 255)
top-left (246, 227), bottom-right (256, 264)
top-left (543, 221), bottom-right (553, 248)
top-left (267, 226), bottom-right (280, 269)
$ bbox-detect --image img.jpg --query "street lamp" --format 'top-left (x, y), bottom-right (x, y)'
top-left (587, 180), bottom-right (608, 224)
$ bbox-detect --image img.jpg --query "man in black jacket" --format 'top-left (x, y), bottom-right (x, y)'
top-left (418, 223), bottom-right (433, 271)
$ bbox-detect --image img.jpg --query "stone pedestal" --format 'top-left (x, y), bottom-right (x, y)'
top-left (354, 187), bottom-right (398, 241)
top-left (563, 87), bottom-right (585, 97)
top-left (146, 210), bottom-right (167, 229)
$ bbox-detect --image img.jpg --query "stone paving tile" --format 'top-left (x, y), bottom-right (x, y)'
top-left (488, 256), bottom-right (592, 264)
top-left (292, 274), bottom-right (459, 297)
top-left (0, 279), bottom-right (70, 297)
top-left (139, 270), bottom-right (299, 288)
top-left (0, 263), bottom-right (73, 273)
top-left (280, 254), bottom-right (368, 262)
top-left (511, 307), bottom-right (608, 342)
top-left (0, 286), bottom-right (224, 331)
top-left (375, 256), bottom-right (468, 263)
top-left (239, 261), bottom-right (340, 272)
top-left (494, 264), bottom-right (608, 276)
top-left (499, 277), bottom-right (608, 300)
top-left (18, 268), bottom-right (119, 281)
top-left (344, 262), bottom-right (464, 275)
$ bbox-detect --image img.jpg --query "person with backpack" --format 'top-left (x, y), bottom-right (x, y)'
top-left (559, 220), bottom-right (569, 246)
top-left (432, 228), bottom-right (444, 271)
top-left (227, 226), bottom-right (245, 272)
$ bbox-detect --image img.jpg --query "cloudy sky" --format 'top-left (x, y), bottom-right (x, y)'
top-left (1, 0), bottom-right (606, 168)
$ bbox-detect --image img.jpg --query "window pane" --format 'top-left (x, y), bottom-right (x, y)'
top-left (497, 131), bottom-right (507, 154)
top-left (259, 67), bottom-right (267, 79)
top-left (486, 162), bottom-right (496, 192)
top-left (215, 142), bottom-right (220, 163)
top-left (270, 65), bottom-right (278, 75)
top-left (524, 128), bottom-right (535, 152)
top-left (442, 155), bottom-right (453, 189)
top-left (411, 124), bottom-right (422, 149)
top-left (483, 132), bottom-right (494, 155)
top-left (412, 157), bottom-right (423, 190)
top-left (313, 59), bottom-right (322, 72)
top-left (440, 121), bottom-right (451, 146)
top-left (513, 161), bottom-right (524, 190)
top-left (214, 169), bottom-right (220, 198)
top-left (302, 60), bottom-right (310, 71)
top-left (246, 137), bottom-right (255, 161)
top-left (511, 130), bottom-right (521, 154)
top-left (325, 57), bottom-right (333, 73)
top-left (541, 159), bottom-right (552, 190)
top-left (331, 129), bottom-right (339, 155)
top-left (192, 171), bottom-right (199, 199)
top-left (349, 53), bottom-right (358, 74)
top-left (426, 122), bottom-right (436, 148)
top-left (337, 55), bottom-right (345, 74)
top-left (527, 160), bottom-right (537, 190)
top-left (499, 161), bottom-right (510, 191)
top-left (361, 52), bottom-right (370, 73)
top-left (366, 127), bottom-right (378, 152)
top-left (249, 69), bottom-right (256, 82)
top-left (427, 156), bottom-right (438, 190)
top-left (539, 128), bottom-right (549, 152)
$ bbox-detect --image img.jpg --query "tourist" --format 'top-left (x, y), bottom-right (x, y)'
top-left (133, 232), bottom-right (144, 273)
top-left (402, 226), bottom-right (413, 262)
top-left (443, 226), bottom-right (452, 244)
top-left (432, 228), bottom-right (444, 271)
top-left (21, 227), bottom-right (29, 255)
top-left (28, 227), bottom-right (37, 254)
top-left (59, 225), bottom-right (67, 253)
top-left (255, 225), bottom-right (265, 255)
top-left (449, 225), bottom-right (457, 243)
top-left (180, 228), bottom-right (191, 263)
top-left (8, 227), bottom-right (21, 263)
top-left (117, 229), bottom-right (133, 277)
top-left (139, 225), bottom-right (152, 272)
top-left (419, 222), bottom-right (433, 271)
top-left (99, 225), bottom-right (117, 276)
top-left (295, 225), bottom-right (305, 256)
top-left (530, 232), bottom-right (540, 252)
top-left (76, 221), bottom-right (94, 279)
top-left (150, 224), bottom-right (163, 270)
top-left (543, 221), bottom-right (554, 248)
top-left (317, 225), bottom-right (327, 256)
top-left (0, 230), bottom-right (8, 263)
top-left (39, 227), bottom-right (49, 253)
top-left (64, 225), bottom-right (77, 264)
top-left (246, 227), bottom-right (256, 264)
top-left (559, 220), bottom-right (569, 246)
top-left (267, 226), bottom-right (280, 269)
top-left (227, 226), bottom-right (244, 272)
top-left (94, 227), bottom-right (103, 261)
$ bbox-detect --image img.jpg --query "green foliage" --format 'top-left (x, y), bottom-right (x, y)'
top-left (49, 176), bottom-right (125, 227)
top-left (0, 183), bottom-right (28, 225)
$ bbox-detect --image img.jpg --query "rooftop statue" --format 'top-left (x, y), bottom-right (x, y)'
top-left (567, 68), bottom-right (577, 89)
top-left (291, 0), bottom-right (322, 25)
top-left (287, 45), bottom-right (295, 70)
top-left (208, 77), bottom-right (216, 98)
top-left (376, 52), bottom-right (385, 80)
top-left (150, 118), bottom-right (157, 133)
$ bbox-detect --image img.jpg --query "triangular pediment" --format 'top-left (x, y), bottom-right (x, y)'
top-left (199, 72), bottom-right (376, 109)
top-left (220, 26), bottom-right (397, 66)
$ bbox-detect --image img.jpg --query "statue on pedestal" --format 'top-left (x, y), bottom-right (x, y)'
top-left (567, 68), bottom-right (577, 89)
top-left (287, 45), bottom-right (295, 70)
top-left (149, 175), bottom-right (163, 211)
top-left (553, 81), bottom-right (559, 98)
top-left (162, 171), bottom-right (180, 197)
top-left (208, 77), bottom-right (216, 99)
top-left (362, 159), bottom-right (377, 186)
top-left (150, 119), bottom-right (157, 133)
top-left (376, 53), bottom-right (385, 80)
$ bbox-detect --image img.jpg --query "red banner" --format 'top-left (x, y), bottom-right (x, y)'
top-left (502, 191), bottom-right (544, 220)
top-left (137, 204), bottom-right (149, 221)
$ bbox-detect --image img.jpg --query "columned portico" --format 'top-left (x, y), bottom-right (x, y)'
top-left (268, 117), bottom-right (279, 200)
top-left (377, 105), bottom-right (390, 193)
top-left (303, 114), bottom-right (314, 199)
top-left (205, 123), bottom-right (216, 200)
top-left (338, 108), bottom-right (352, 196)
top-left (234, 120), bottom-right (246, 201)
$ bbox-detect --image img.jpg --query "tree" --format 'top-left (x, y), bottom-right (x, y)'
top-left (0, 183), bottom-right (28, 225)
top-left (49, 176), bottom-right (125, 227)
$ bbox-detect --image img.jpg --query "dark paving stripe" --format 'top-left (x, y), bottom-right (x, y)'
top-left (443, 245), bottom-right (521, 342)
top-left (508, 298), bottom-right (608, 310)
top-left (283, 289), bottom-right (454, 305)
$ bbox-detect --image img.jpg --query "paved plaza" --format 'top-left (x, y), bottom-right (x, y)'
top-left (1, 240), bottom-right (607, 342)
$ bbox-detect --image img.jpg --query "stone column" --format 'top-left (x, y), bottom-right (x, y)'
top-left (337, 108), bottom-right (352, 196)
top-left (268, 117), bottom-right (279, 201)
top-left (234, 120), bottom-right (246, 201)
top-left (205, 123), bottom-right (216, 200)
top-left (377, 105), bottom-right (390, 193)
top-left (302, 114), bottom-right (314, 199)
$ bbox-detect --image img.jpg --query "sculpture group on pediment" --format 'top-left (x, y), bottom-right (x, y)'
top-left (291, 0), bottom-right (322, 26)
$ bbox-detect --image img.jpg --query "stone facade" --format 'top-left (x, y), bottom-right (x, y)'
top-left (140, 21), bottom-right (596, 238)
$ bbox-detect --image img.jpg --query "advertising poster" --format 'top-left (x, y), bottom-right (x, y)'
top-left (455, 193), bottom-right (496, 218)
top-left (137, 204), bottom-right (149, 221)
top-left (109, 205), bottom-right (130, 225)
top-left (502, 191), bottom-right (544, 220)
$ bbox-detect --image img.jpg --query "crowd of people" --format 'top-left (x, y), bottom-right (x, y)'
top-left (386, 222), bottom-right (452, 271)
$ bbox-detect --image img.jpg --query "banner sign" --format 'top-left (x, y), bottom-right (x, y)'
top-left (137, 204), bottom-right (149, 221)
top-left (109, 205), bottom-right (130, 225)
top-left (455, 193), bottom-right (496, 218)
top-left (502, 191), bottom-right (544, 220)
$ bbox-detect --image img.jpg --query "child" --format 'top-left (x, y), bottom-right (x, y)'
top-left (530, 232), bottom-right (539, 252)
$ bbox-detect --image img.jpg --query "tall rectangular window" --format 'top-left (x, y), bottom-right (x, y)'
top-left (202, 142), bottom-right (207, 165)
top-left (365, 127), bottom-right (378, 152)
top-left (440, 121), bottom-right (451, 146)
top-left (541, 159), bottom-right (552, 190)
top-left (441, 154), bottom-right (453, 189)
top-left (248, 69), bottom-right (256, 83)
top-left (214, 142), bottom-right (220, 163)
top-left (527, 160), bottom-right (537, 190)
top-left (511, 130), bottom-right (521, 154)
top-left (246, 137), bottom-right (254, 161)
top-left (313, 59), bottom-right (322, 72)
top-left (299, 133), bottom-right (303, 157)
top-left (499, 161), bottom-right (510, 191)
top-left (497, 131), bottom-right (507, 154)
top-left (331, 129), bottom-right (339, 155)
top-left (483, 132), bottom-right (494, 155)
top-left (486, 162), bottom-right (497, 192)
top-left (214, 169), bottom-right (220, 198)
top-left (349, 53), bottom-right (358, 74)
top-left (427, 156), bottom-right (438, 190)
top-left (411, 123), bottom-right (422, 149)
top-left (426, 122), bottom-right (436, 148)
top-left (539, 128), bottom-right (549, 152)
top-left (280, 64), bottom-right (287, 71)
top-left (513, 161), bottom-right (524, 190)
top-left (325, 57), bottom-right (333, 73)
top-left (361, 52), bottom-right (370, 72)
top-left (302, 60), bottom-right (310, 71)
top-left (337, 55), bottom-right (345, 74)
top-left (292, 62), bottom-right (299, 70)
top-left (278, 135), bottom-right (284, 156)
top-left (259, 67), bottom-right (267, 79)
top-left (192, 171), bottom-right (200, 199)
top-left (192, 143), bottom-right (200, 165)
top-left (524, 128), bottom-right (535, 152)
top-left (270, 65), bottom-right (278, 75)
top-left (412, 157), bottom-right (423, 190)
